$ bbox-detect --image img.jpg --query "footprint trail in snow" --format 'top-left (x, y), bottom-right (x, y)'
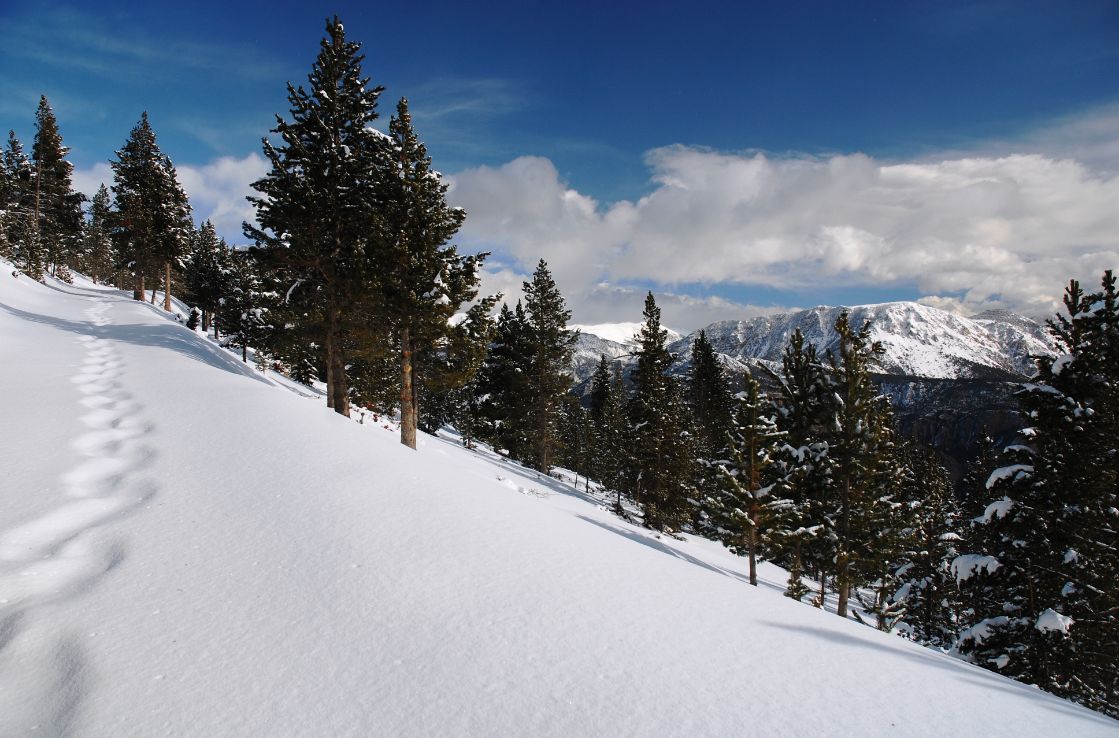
top-left (0, 298), bottom-right (157, 734)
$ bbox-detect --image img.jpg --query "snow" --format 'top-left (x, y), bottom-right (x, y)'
top-left (951, 554), bottom-right (1002, 583)
top-left (571, 321), bottom-right (682, 346)
top-left (1036, 609), bottom-right (1074, 635)
top-left (986, 465), bottom-right (1033, 490)
top-left (1, 265), bottom-right (1116, 736)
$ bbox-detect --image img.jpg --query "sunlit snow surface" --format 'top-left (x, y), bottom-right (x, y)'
top-left (0, 264), bottom-right (1115, 736)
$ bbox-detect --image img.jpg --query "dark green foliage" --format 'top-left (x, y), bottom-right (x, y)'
top-left (31, 96), bottom-right (85, 279)
top-left (627, 292), bottom-right (695, 532)
top-left (184, 221), bottom-right (234, 332)
top-left (520, 260), bottom-right (576, 471)
top-left (2, 130), bottom-right (44, 278)
top-left (246, 16), bottom-right (387, 415)
top-left (588, 356), bottom-right (629, 512)
top-left (958, 271), bottom-right (1119, 716)
top-left (80, 184), bottom-right (118, 285)
top-left (217, 250), bottom-right (273, 363)
top-left (110, 112), bottom-right (192, 299)
top-left (699, 372), bottom-right (782, 585)
top-left (374, 96), bottom-right (495, 446)
top-left (687, 330), bottom-right (736, 513)
top-left (476, 302), bottom-right (535, 460)
top-left (889, 445), bottom-right (962, 646)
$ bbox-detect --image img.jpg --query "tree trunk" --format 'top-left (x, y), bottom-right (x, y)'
top-left (325, 327), bottom-right (335, 410)
top-left (400, 326), bottom-right (417, 449)
top-left (747, 502), bottom-right (759, 587)
top-left (150, 283), bottom-right (156, 304)
top-left (820, 571), bottom-right (829, 610)
top-left (329, 307), bottom-right (349, 417)
top-left (836, 576), bottom-right (849, 618)
top-left (242, 344), bottom-right (248, 362)
top-left (133, 273), bottom-right (144, 301)
top-left (213, 319), bottom-right (219, 341)
top-left (202, 310), bottom-right (210, 333)
top-left (163, 261), bottom-right (172, 312)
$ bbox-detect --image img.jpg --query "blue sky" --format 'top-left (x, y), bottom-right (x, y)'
top-left (3, 0), bottom-right (1118, 328)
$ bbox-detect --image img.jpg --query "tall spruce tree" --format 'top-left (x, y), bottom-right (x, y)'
top-left (184, 221), bottom-right (234, 334)
top-left (956, 271), bottom-right (1119, 716)
top-left (374, 96), bottom-right (494, 448)
top-left (246, 16), bottom-right (386, 417)
top-left (521, 259), bottom-right (577, 470)
top-left (627, 292), bottom-right (695, 532)
top-left (588, 355), bottom-right (628, 512)
top-left (701, 372), bottom-right (782, 585)
top-left (3, 131), bottom-right (44, 279)
top-left (687, 330), bottom-right (736, 506)
top-left (476, 302), bottom-right (535, 460)
top-left (81, 184), bottom-right (116, 284)
top-left (763, 328), bottom-right (834, 602)
top-left (110, 112), bottom-right (192, 306)
top-left (31, 96), bottom-right (84, 280)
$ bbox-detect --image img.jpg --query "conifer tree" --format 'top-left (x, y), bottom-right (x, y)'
top-left (687, 330), bottom-right (735, 505)
top-left (31, 96), bottom-right (84, 280)
top-left (184, 221), bottom-right (234, 334)
top-left (627, 292), bottom-right (695, 531)
top-left (81, 184), bottom-right (116, 284)
top-left (763, 329), bottom-right (834, 602)
top-left (889, 445), bottom-right (961, 645)
top-left (521, 259), bottom-right (577, 470)
top-left (217, 250), bottom-right (273, 363)
top-left (701, 372), bottom-right (782, 585)
top-left (588, 356), bottom-right (629, 512)
top-left (110, 112), bottom-right (192, 306)
top-left (957, 271), bottom-right (1119, 716)
top-left (3, 131), bottom-right (44, 278)
top-left (477, 302), bottom-right (535, 460)
top-left (246, 16), bottom-right (386, 417)
top-left (373, 96), bottom-right (495, 448)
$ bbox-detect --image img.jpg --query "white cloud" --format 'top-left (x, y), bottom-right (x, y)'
top-left (175, 154), bottom-right (268, 242)
top-left (448, 120), bottom-right (1119, 325)
top-left (74, 154), bottom-right (268, 243)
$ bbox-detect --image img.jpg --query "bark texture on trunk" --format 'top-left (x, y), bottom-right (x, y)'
top-left (325, 328), bottom-right (335, 410)
top-left (133, 274), bottom-right (144, 301)
top-left (328, 307), bottom-right (349, 416)
top-left (400, 327), bottom-right (417, 449)
top-left (163, 261), bottom-right (172, 312)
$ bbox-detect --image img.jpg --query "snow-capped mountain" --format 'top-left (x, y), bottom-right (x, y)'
top-left (573, 301), bottom-right (1056, 385)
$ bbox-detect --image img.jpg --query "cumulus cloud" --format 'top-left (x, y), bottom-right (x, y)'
top-left (448, 133), bottom-right (1119, 325)
top-left (73, 153), bottom-right (268, 244)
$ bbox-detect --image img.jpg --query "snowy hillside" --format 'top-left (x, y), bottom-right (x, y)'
top-left (571, 322), bottom-right (683, 346)
top-left (1, 267), bottom-right (1114, 736)
top-left (672, 302), bottom-right (1055, 380)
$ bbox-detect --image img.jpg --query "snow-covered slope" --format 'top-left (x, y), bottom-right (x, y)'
top-left (1, 268), bottom-right (1114, 736)
top-left (571, 322), bottom-right (682, 346)
top-left (671, 301), bottom-right (1055, 380)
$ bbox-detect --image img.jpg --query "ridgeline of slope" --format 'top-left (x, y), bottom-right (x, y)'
top-left (0, 267), bottom-right (1114, 736)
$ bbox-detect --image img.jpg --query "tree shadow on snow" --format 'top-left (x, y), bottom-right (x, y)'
top-left (761, 621), bottom-right (1117, 727)
top-left (0, 300), bottom-right (270, 386)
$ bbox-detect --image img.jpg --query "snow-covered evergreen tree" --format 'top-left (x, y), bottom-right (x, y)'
top-left (31, 96), bottom-right (85, 281)
top-left (700, 372), bottom-right (782, 586)
top-left (956, 271), bottom-right (1119, 716)
top-left (246, 16), bottom-right (386, 416)
top-left (627, 292), bottom-right (695, 532)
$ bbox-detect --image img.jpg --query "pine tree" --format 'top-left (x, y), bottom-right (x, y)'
top-left (890, 445), bottom-right (962, 646)
top-left (373, 96), bottom-right (494, 448)
top-left (763, 328), bottom-right (834, 602)
top-left (184, 221), bottom-right (234, 334)
top-left (81, 184), bottom-right (116, 284)
top-left (627, 292), bottom-right (695, 532)
top-left (687, 330), bottom-right (735, 508)
top-left (31, 96), bottom-right (85, 280)
top-left (957, 271), bottom-right (1119, 716)
top-left (217, 250), bottom-right (273, 364)
top-left (3, 131), bottom-right (44, 279)
top-left (823, 312), bottom-right (900, 618)
top-left (246, 16), bottom-right (386, 417)
top-left (700, 372), bottom-right (782, 585)
top-left (476, 302), bottom-right (535, 460)
top-left (588, 356), bottom-right (629, 512)
top-left (110, 112), bottom-right (192, 306)
top-left (520, 259), bottom-right (577, 471)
